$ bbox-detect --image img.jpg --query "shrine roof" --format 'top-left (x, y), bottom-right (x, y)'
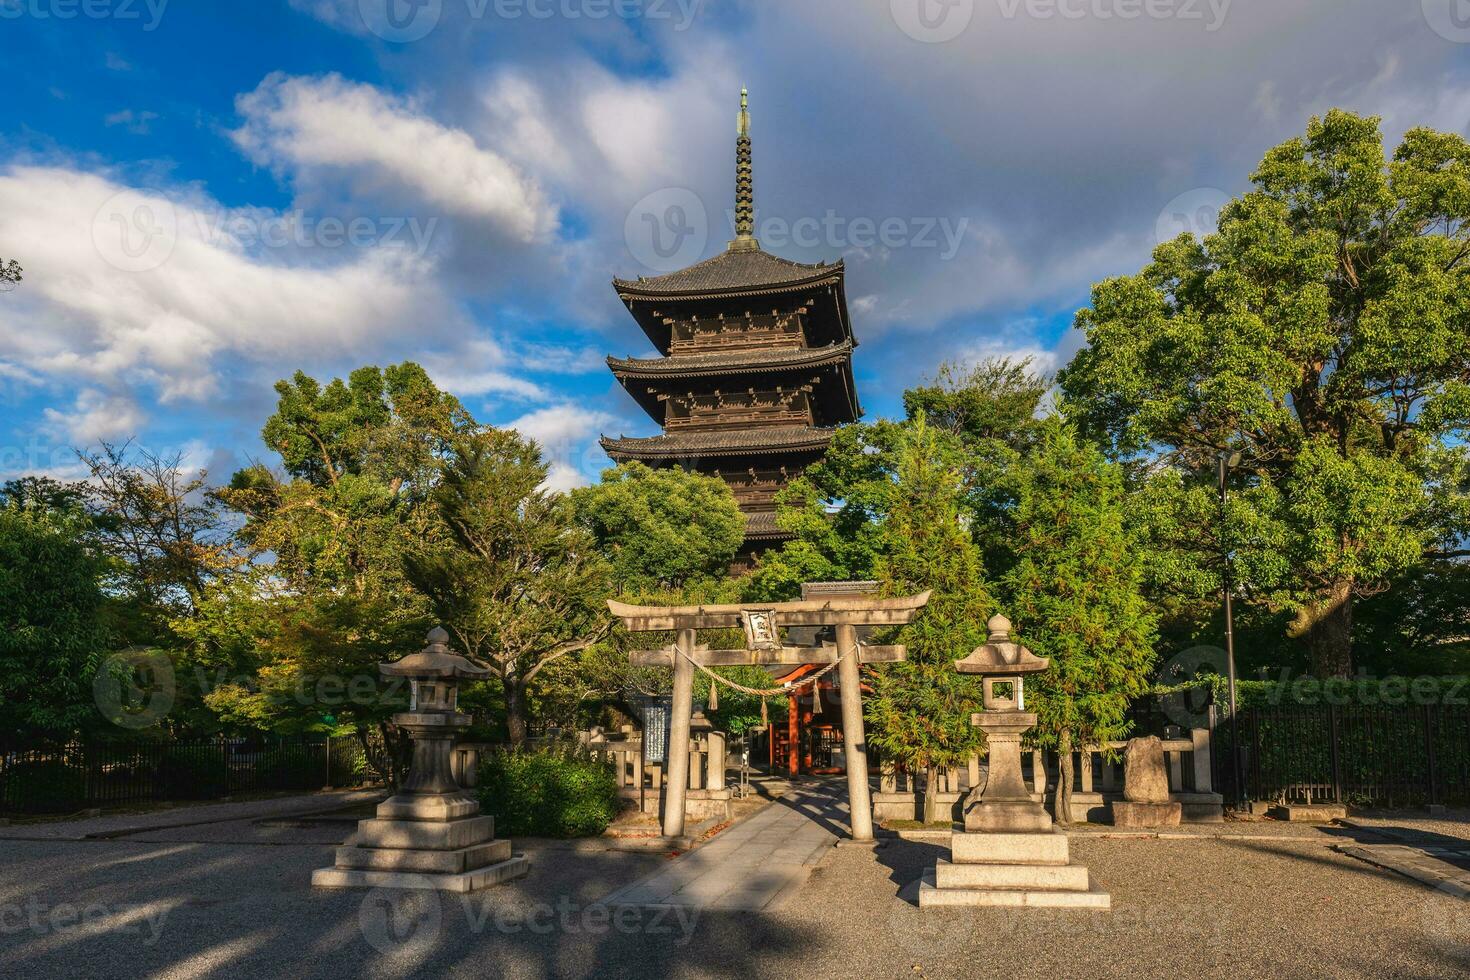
top-left (600, 425), bottom-right (836, 461)
top-left (614, 247), bottom-right (843, 300)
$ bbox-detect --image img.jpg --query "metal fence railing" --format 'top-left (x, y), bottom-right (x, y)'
top-left (1213, 705), bottom-right (1470, 808)
top-left (0, 735), bottom-right (379, 814)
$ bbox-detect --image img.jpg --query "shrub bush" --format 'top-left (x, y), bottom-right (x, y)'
top-left (1, 759), bottom-right (87, 813)
top-left (475, 746), bottom-right (619, 838)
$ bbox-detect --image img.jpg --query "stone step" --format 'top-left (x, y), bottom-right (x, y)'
top-left (312, 855), bottom-right (531, 893)
top-left (933, 859), bottom-right (1092, 892)
top-left (352, 815), bottom-right (497, 851)
top-left (950, 830), bottom-right (1070, 866)
top-left (918, 873), bottom-right (1110, 910)
top-left (334, 838), bottom-right (512, 874)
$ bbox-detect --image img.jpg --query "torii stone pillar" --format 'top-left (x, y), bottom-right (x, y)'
top-left (836, 623), bottom-right (874, 841)
top-left (609, 584), bottom-right (930, 843)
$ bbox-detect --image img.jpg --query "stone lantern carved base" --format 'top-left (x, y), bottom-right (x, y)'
top-left (312, 790), bottom-right (529, 893)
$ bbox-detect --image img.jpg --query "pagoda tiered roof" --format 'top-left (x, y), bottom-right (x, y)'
top-left (613, 249), bottom-right (843, 298)
top-left (607, 341), bottom-right (859, 426)
top-left (615, 246), bottom-right (853, 355)
top-left (600, 425), bottom-right (835, 462)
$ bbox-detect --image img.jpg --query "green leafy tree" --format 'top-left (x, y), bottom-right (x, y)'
top-left (1061, 110), bottom-right (1470, 676)
top-left (999, 418), bottom-right (1158, 823)
top-left (0, 483), bottom-right (112, 739)
top-left (571, 462), bottom-right (744, 595)
top-left (750, 357), bottom-right (1046, 600)
top-left (864, 417), bottom-right (992, 823)
top-left (79, 443), bottom-right (238, 642)
top-left (405, 429), bottom-right (612, 747)
top-left (195, 363), bottom-right (463, 775)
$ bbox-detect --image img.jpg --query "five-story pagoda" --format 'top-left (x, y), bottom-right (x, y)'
top-left (601, 91), bottom-right (861, 567)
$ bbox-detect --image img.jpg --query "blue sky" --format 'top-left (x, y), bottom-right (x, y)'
top-left (2, 0), bottom-right (1468, 489)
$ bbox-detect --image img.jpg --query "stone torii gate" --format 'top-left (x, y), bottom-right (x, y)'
top-left (608, 585), bottom-right (930, 842)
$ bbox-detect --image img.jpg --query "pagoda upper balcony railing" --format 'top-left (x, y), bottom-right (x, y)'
top-left (664, 408), bottom-right (813, 431)
top-left (668, 313), bottom-right (806, 354)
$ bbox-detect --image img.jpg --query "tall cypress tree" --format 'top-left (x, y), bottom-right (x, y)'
top-left (865, 416), bottom-right (992, 823)
top-left (1001, 416), bottom-right (1158, 823)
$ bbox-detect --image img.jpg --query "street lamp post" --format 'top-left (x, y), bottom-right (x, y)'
top-left (1218, 451), bottom-right (1245, 807)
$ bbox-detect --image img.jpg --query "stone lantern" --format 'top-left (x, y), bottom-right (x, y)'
top-left (379, 626), bottom-right (487, 809)
top-left (952, 614), bottom-right (1052, 833)
top-left (313, 628), bottom-right (528, 893)
top-left (919, 614), bottom-right (1108, 909)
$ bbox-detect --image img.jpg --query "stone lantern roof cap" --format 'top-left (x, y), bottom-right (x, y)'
top-left (380, 627), bottom-right (493, 680)
top-left (954, 614), bottom-right (1051, 675)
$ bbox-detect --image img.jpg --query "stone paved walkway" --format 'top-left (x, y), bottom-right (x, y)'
top-left (601, 780), bottom-right (846, 911)
top-left (1337, 844), bottom-right (1470, 898)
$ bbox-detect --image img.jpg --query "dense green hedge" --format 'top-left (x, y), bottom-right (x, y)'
top-left (1153, 674), bottom-right (1470, 710)
top-left (475, 747), bottom-right (619, 838)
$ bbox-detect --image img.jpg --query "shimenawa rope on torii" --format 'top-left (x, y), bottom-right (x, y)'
top-left (673, 641), bottom-right (850, 720)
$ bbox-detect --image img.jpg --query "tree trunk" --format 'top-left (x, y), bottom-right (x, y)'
top-left (506, 679), bottom-right (529, 749)
top-left (1293, 579), bottom-right (1354, 678)
top-left (1054, 733), bottom-right (1073, 826)
top-left (923, 764), bottom-right (942, 825)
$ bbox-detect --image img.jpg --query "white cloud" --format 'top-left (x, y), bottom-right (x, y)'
top-left (233, 74), bottom-right (557, 243)
top-left (42, 389), bottom-right (147, 444)
top-left (505, 403), bottom-right (621, 492)
top-left (0, 164), bottom-right (453, 403)
top-left (104, 109), bottom-right (160, 135)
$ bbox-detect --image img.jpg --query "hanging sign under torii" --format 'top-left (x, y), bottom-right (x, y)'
top-left (607, 586), bottom-right (930, 843)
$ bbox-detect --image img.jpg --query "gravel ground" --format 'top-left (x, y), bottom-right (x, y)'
top-left (0, 809), bottom-right (1466, 979)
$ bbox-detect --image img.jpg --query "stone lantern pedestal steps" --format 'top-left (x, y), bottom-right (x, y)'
top-left (312, 793), bottom-right (528, 893)
top-left (918, 830), bottom-right (1108, 909)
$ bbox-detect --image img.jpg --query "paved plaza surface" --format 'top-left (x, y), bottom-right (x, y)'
top-left (1, 783), bottom-right (1467, 980)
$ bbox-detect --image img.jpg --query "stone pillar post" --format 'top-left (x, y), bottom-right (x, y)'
top-left (968, 753), bottom-right (981, 791)
top-left (837, 623), bottom-right (874, 841)
top-left (662, 627), bottom-right (696, 839)
top-left (707, 732), bottom-right (727, 795)
top-left (689, 743), bottom-right (704, 790)
top-left (1191, 727), bottom-right (1213, 793)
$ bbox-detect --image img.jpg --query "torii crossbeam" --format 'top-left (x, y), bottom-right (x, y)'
top-left (608, 586), bottom-right (930, 841)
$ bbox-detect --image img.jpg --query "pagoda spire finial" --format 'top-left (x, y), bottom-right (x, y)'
top-left (730, 87), bottom-right (758, 252)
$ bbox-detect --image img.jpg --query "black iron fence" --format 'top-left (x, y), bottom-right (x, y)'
top-left (0, 735), bottom-right (378, 814)
top-left (1213, 705), bottom-right (1470, 807)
